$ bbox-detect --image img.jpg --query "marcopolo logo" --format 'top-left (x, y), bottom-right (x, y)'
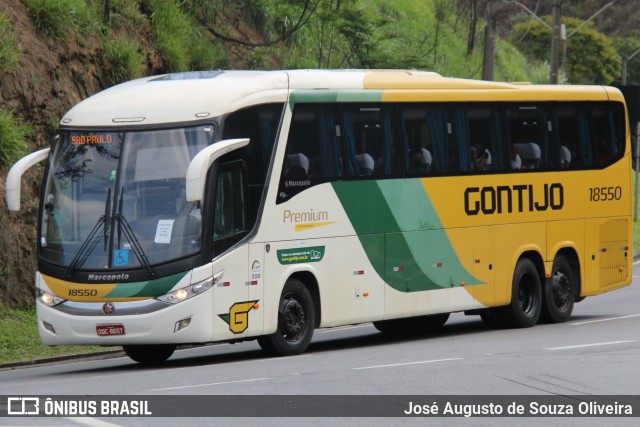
top-left (277, 246), bottom-right (325, 265)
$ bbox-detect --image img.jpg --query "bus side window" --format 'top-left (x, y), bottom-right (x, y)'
top-left (342, 105), bottom-right (397, 178)
top-left (222, 103), bottom-right (284, 226)
top-left (592, 102), bottom-right (625, 167)
top-left (400, 104), bottom-right (453, 176)
top-left (277, 104), bottom-right (343, 204)
top-left (553, 103), bottom-right (594, 169)
top-left (455, 104), bottom-right (505, 172)
top-left (505, 104), bottom-right (550, 170)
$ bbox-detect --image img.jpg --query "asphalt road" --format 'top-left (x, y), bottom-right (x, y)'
top-left (1, 262), bottom-right (639, 426)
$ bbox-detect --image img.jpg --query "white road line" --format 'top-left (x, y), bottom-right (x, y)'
top-left (545, 340), bottom-right (635, 351)
top-left (570, 313), bottom-right (640, 325)
top-left (149, 377), bottom-right (271, 391)
top-left (317, 324), bottom-right (372, 334)
top-left (65, 417), bottom-right (122, 427)
top-left (352, 358), bottom-right (463, 370)
top-left (253, 354), bottom-right (310, 362)
top-left (633, 259), bottom-right (640, 266)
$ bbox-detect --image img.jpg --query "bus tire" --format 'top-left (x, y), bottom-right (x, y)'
top-left (373, 313), bottom-right (450, 334)
top-left (122, 344), bottom-right (176, 364)
top-left (479, 310), bottom-right (503, 328)
top-left (540, 254), bottom-right (575, 323)
top-left (257, 278), bottom-right (314, 356)
top-left (504, 258), bottom-right (542, 328)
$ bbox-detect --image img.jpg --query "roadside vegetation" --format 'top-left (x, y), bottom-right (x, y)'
top-left (0, 12), bottom-right (20, 73)
top-left (0, 109), bottom-right (29, 169)
top-left (0, 307), bottom-right (116, 364)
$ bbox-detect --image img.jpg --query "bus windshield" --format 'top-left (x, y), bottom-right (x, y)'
top-left (40, 126), bottom-right (214, 272)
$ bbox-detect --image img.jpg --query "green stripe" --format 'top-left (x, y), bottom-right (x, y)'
top-left (104, 272), bottom-right (188, 298)
top-left (289, 90), bottom-right (383, 106)
top-left (332, 179), bottom-right (481, 292)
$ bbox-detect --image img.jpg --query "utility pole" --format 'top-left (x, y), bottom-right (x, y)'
top-left (549, 0), bottom-right (561, 84)
top-left (482, 2), bottom-right (497, 81)
top-left (620, 48), bottom-right (640, 85)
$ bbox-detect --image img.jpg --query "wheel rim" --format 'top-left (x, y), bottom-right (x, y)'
top-left (280, 296), bottom-right (306, 342)
top-left (517, 272), bottom-right (537, 314)
top-left (552, 270), bottom-right (571, 309)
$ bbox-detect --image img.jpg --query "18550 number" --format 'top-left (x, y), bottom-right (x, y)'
top-left (589, 186), bottom-right (622, 202)
top-left (68, 289), bottom-right (98, 297)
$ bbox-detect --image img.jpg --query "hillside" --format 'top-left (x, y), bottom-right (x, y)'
top-left (0, 0), bottom-right (108, 305)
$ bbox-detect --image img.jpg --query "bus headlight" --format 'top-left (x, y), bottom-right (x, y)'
top-left (36, 288), bottom-right (66, 307)
top-left (156, 277), bottom-right (214, 304)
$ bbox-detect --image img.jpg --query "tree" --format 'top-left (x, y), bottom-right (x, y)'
top-left (513, 17), bottom-right (620, 84)
top-left (614, 36), bottom-right (640, 85)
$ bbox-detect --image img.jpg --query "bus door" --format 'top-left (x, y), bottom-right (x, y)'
top-left (211, 161), bottom-right (252, 341)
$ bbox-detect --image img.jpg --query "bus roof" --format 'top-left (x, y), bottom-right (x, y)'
top-left (60, 70), bottom-right (620, 127)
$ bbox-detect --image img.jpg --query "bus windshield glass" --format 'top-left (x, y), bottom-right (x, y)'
top-left (40, 126), bottom-right (214, 271)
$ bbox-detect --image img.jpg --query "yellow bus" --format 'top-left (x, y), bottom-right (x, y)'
top-left (6, 70), bottom-right (631, 364)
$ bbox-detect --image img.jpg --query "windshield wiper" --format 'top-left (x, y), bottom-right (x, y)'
top-left (64, 188), bottom-right (110, 277)
top-left (115, 188), bottom-right (154, 277)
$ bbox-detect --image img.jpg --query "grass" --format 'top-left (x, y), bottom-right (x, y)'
top-left (0, 307), bottom-right (114, 365)
top-left (0, 109), bottom-right (29, 169)
top-left (103, 36), bottom-right (146, 85)
top-left (21, 0), bottom-right (100, 40)
top-left (0, 12), bottom-right (20, 73)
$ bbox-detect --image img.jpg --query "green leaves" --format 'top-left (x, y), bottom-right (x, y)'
top-left (513, 17), bottom-right (621, 84)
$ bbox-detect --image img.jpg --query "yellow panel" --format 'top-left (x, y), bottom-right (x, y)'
top-left (490, 223), bottom-right (546, 306)
top-left (472, 226), bottom-right (495, 307)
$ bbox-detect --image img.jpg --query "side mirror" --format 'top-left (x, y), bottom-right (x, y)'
top-left (185, 138), bottom-right (250, 204)
top-left (6, 148), bottom-right (50, 211)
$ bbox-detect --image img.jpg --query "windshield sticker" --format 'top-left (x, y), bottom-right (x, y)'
top-left (277, 246), bottom-right (325, 264)
top-left (154, 219), bottom-right (175, 244)
top-left (113, 250), bottom-right (129, 267)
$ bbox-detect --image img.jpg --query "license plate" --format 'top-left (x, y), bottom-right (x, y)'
top-left (96, 324), bottom-right (125, 336)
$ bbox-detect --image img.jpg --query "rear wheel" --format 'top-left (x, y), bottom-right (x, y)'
top-left (503, 258), bottom-right (542, 328)
top-left (257, 278), bottom-right (315, 356)
top-left (122, 344), bottom-right (176, 364)
top-left (541, 254), bottom-right (575, 323)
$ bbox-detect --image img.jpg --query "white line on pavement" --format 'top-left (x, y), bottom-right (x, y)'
top-left (149, 377), bottom-right (271, 391)
top-left (352, 358), bottom-right (464, 370)
top-left (570, 313), bottom-right (640, 325)
top-left (545, 340), bottom-right (635, 351)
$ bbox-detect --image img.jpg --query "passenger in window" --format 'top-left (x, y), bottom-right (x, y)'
top-left (470, 143), bottom-right (491, 171)
top-left (510, 144), bottom-right (522, 170)
top-left (514, 142), bottom-right (541, 169)
top-left (355, 153), bottom-right (374, 176)
top-left (409, 147), bottom-right (432, 174)
top-left (559, 145), bottom-right (571, 168)
top-left (284, 152), bottom-right (309, 178)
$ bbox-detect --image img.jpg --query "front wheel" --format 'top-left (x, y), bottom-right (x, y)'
top-left (540, 254), bottom-right (576, 323)
top-left (504, 258), bottom-right (542, 328)
top-left (123, 344), bottom-right (176, 364)
top-left (257, 278), bottom-right (315, 356)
